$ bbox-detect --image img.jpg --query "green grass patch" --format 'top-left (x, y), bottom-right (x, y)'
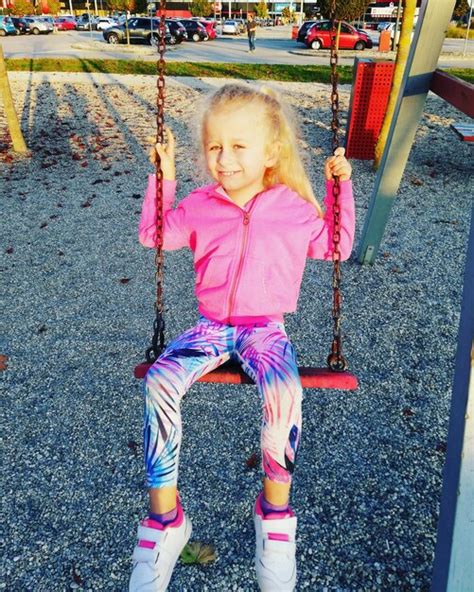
top-left (446, 24), bottom-right (474, 40)
top-left (5, 58), bottom-right (354, 83)
top-left (444, 68), bottom-right (474, 85)
top-left (6, 57), bottom-right (473, 86)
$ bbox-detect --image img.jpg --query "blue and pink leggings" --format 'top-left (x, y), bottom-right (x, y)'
top-left (143, 317), bottom-right (302, 489)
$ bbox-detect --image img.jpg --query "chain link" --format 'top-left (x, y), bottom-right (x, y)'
top-left (327, 1), bottom-right (347, 372)
top-left (146, 1), bottom-right (167, 363)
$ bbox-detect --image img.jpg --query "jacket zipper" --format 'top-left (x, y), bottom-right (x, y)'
top-left (227, 209), bottom-right (252, 322)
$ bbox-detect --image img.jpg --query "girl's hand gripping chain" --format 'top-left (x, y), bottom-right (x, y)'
top-left (324, 147), bottom-right (352, 182)
top-left (148, 127), bottom-right (176, 181)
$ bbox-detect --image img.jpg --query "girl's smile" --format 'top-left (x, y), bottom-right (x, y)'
top-left (204, 105), bottom-right (278, 206)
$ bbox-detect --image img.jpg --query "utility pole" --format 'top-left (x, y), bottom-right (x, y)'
top-left (463, 2), bottom-right (473, 56)
top-left (0, 46), bottom-right (28, 153)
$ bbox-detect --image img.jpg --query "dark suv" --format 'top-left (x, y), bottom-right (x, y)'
top-left (165, 19), bottom-right (187, 44)
top-left (179, 19), bottom-right (208, 41)
top-left (11, 17), bottom-right (29, 34)
top-left (103, 17), bottom-right (172, 45)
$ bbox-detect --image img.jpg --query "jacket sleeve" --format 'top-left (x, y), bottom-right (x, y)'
top-left (138, 174), bottom-right (190, 250)
top-left (307, 180), bottom-right (355, 261)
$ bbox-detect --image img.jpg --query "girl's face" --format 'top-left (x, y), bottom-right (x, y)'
top-left (204, 104), bottom-right (278, 206)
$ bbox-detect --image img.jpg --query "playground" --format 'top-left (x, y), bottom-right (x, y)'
top-left (1, 66), bottom-right (472, 589)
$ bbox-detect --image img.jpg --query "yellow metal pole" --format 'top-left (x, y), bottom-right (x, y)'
top-left (0, 46), bottom-right (28, 154)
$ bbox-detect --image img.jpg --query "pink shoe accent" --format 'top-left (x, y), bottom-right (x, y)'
top-left (268, 533), bottom-right (290, 542)
top-left (255, 493), bottom-right (294, 521)
top-left (137, 498), bottom-right (185, 549)
top-left (142, 518), bottom-right (165, 531)
top-left (138, 540), bottom-right (156, 549)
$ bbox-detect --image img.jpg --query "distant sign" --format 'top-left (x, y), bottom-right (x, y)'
top-left (371, 7), bottom-right (397, 17)
top-left (274, 3), bottom-right (290, 11)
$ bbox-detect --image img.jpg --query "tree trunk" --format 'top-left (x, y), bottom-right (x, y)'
top-left (0, 46), bottom-right (28, 154)
top-left (373, 0), bottom-right (416, 169)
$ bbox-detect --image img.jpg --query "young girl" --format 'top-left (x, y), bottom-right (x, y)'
top-left (130, 83), bottom-right (355, 592)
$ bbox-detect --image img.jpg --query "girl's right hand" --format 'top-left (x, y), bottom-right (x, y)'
top-left (148, 127), bottom-right (176, 181)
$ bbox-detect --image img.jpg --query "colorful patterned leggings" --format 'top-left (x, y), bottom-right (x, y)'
top-left (143, 317), bottom-right (303, 489)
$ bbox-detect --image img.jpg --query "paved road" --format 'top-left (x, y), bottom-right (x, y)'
top-left (1, 26), bottom-right (473, 68)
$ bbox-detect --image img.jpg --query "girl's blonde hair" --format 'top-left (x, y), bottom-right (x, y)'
top-left (201, 83), bottom-right (322, 215)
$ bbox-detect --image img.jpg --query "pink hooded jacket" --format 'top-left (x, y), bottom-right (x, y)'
top-left (139, 176), bottom-right (355, 325)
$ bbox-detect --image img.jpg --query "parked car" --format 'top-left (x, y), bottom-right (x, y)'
top-left (296, 19), bottom-right (318, 43)
top-left (95, 17), bottom-right (117, 30)
top-left (305, 20), bottom-right (373, 50)
top-left (36, 15), bottom-right (57, 31)
top-left (165, 19), bottom-right (187, 44)
top-left (11, 16), bottom-right (29, 34)
top-left (37, 16), bottom-right (55, 25)
top-left (0, 15), bottom-right (18, 36)
top-left (54, 17), bottom-right (76, 31)
top-left (198, 19), bottom-right (216, 39)
top-left (22, 17), bottom-right (54, 35)
top-left (76, 14), bottom-right (98, 30)
top-left (180, 19), bottom-right (208, 41)
top-left (233, 18), bottom-right (246, 33)
top-left (102, 17), bottom-right (172, 45)
top-left (222, 19), bottom-right (239, 35)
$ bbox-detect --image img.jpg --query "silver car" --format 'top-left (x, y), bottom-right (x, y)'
top-left (23, 17), bottom-right (54, 34)
top-left (222, 20), bottom-right (239, 35)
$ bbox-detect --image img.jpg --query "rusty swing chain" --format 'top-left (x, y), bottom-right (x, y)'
top-left (146, 0), bottom-right (347, 371)
top-left (145, 0), bottom-right (167, 364)
top-left (327, 0), bottom-right (348, 372)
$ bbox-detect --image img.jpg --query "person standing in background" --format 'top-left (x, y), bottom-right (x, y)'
top-left (247, 13), bottom-right (257, 52)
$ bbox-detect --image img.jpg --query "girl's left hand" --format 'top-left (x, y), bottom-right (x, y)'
top-left (147, 128), bottom-right (176, 181)
top-left (325, 147), bottom-right (352, 182)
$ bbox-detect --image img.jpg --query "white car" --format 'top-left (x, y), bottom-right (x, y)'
top-left (222, 20), bottom-right (239, 35)
top-left (22, 17), bottom-right (54, 34)
top-left (96, 17), bottom-right (116, 30)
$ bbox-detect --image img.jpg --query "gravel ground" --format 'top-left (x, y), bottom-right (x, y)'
top-left (1, 72), bottom-right (472, 592)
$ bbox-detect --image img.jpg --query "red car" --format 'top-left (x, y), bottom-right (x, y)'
top-left (305, 20), bottom-right (372, 50)
top-left (54, 17), bottom-right (76, 31)
top-left (198, 19), bottom-right (217, 40)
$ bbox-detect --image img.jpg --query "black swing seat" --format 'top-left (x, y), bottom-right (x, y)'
top-left (134, 360), bottom-right (358, 390)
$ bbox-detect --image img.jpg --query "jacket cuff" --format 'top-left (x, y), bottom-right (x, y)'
top-left (146, 174), bottom-right (177, 208)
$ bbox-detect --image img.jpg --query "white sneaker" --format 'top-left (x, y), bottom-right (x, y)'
top-left (254, 493), bottom-right (297, 592)
top-left (129, 500), bottom-right (192, 592)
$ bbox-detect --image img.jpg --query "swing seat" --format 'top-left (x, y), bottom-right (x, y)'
top-left (134, 360), bottom-right (358, 390)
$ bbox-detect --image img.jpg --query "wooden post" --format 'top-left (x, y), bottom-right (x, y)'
top-left (0, 46), bottom-right (28, 154)
top-left (431, 204), bottom-right (474, 591)
top-left (356, 0), bottom-right (456, 265)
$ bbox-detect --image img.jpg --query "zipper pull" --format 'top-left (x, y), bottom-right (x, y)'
top-left (243, 212), bottom-right (250, 225)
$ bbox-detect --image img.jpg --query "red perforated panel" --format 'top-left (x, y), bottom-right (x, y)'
top-left (346, 61), bottom-right (395, 160)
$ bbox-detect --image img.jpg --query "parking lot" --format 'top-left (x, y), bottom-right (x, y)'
top-left (1, 25), bottom-right (473, 68)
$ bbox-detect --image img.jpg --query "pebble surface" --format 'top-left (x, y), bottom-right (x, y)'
top-left (1, 72), bottom-right (472, 591)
